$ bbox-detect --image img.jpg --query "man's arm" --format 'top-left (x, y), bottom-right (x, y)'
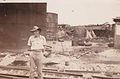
top-left (42, 36), bottom-right (52, 51)
top-left (27, 36), bottom-right (32, 51)
top-left (24, 37), bottom-right (32, 56)
top-left (28, 46), bottom-right (31, 51)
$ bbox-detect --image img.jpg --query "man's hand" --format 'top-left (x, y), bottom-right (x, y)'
top-left (43, 51), bottom-right (51, 58)
top-left (28, 49), bottom-right (31, 51)
top-left (28, 46), bottom-right (31, 51)
top-left (24, 51), bottom-right (30, 56)
top-left (44, 45), bottom-right (52, 49)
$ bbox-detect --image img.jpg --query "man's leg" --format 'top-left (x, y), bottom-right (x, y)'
top-left (34, 52), bottom-right (43, 79)
top-left (29, 53), bottom-right (36, 79)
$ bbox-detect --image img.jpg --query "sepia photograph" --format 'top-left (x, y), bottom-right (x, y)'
top-left (0, 0), bottom-right (119, 79)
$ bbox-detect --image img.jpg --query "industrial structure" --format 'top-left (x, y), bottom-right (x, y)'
top-left (0, 3), bottom-right (47, 49)
top-left (0, 3), bottom-right (120, 79)
top-left (46, 12), bottom-right (58, 41)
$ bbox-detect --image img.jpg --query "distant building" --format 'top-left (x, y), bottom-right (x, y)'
top-left (85, 24), bottom-right (114, 37)
top-left (71, 24), bottom-right (114, 46)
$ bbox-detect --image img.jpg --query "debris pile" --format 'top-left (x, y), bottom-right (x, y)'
top-left (0, 46), bottom-right (119, 78)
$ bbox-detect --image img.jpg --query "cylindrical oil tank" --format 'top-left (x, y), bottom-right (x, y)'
top-left (46, 12), bottom-right (58, 41)
top-left (0, 3), bottom-right (47, 49)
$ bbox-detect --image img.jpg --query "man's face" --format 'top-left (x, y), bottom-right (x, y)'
top-left (33, 30), bottom-right (40, 36)
top-left (59, 27), bottom-right (63, 31)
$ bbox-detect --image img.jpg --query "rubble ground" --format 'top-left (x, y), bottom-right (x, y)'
top-left (0, 41), bottom-right (120, 78)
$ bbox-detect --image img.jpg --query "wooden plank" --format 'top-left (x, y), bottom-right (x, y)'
top-left (0, 73), bottom-right (68, 79)
top-left (0, 74), bottom-right (28, 79)
top-left (92, 75), bottom-right (120, 79)
top-left (0, 65), bottom-right (120, 75)
top-left (44, 70), bottom-right (83, 77)
top-left (0, 66), bottom-right (83, 77)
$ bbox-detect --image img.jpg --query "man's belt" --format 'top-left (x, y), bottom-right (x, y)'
top-left (28, 49), bottom-right (43, 52)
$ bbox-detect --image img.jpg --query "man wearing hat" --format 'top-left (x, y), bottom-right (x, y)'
top-left (27, 26), bottom-right (47, 79)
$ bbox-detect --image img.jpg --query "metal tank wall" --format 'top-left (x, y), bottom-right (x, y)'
top-left (0, 3), bottom-right (47, 49)
top-left (46, 12), bottom-right (58, 41)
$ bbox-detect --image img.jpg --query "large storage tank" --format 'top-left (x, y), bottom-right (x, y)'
top-left (0, 3), bottom-right (47, 49)
top-left (46, 12), bottom-right (58, 41)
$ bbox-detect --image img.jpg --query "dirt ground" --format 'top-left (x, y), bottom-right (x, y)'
top-left (0, 40), bottom-right (120, 78)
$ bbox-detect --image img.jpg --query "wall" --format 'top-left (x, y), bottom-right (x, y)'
top-left (114, 23), bottom-right (120, 48)
top-left (46, 12), bottom-right (58, 41)
top-left (0, 3), bottom-right (47, 49)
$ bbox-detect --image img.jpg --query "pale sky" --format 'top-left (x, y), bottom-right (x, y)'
top-left (1, 0), bottom-right (120, 25)
top-left (45, 0), bottom-right (120, 25)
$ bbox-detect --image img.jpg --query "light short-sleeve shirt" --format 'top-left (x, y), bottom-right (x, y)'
top-left (57, 30), bottom-right (66, 38)
top-left (27, 35), bottom-right (47, 50)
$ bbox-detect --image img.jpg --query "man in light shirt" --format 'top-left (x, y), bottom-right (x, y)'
top-left (27, 26), bottom-right (47, 79)
top-left (57, 26), bottom-right (66, 42)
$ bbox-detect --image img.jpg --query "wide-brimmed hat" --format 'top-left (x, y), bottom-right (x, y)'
top-left (30, 26), bottom-right (41, 32)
